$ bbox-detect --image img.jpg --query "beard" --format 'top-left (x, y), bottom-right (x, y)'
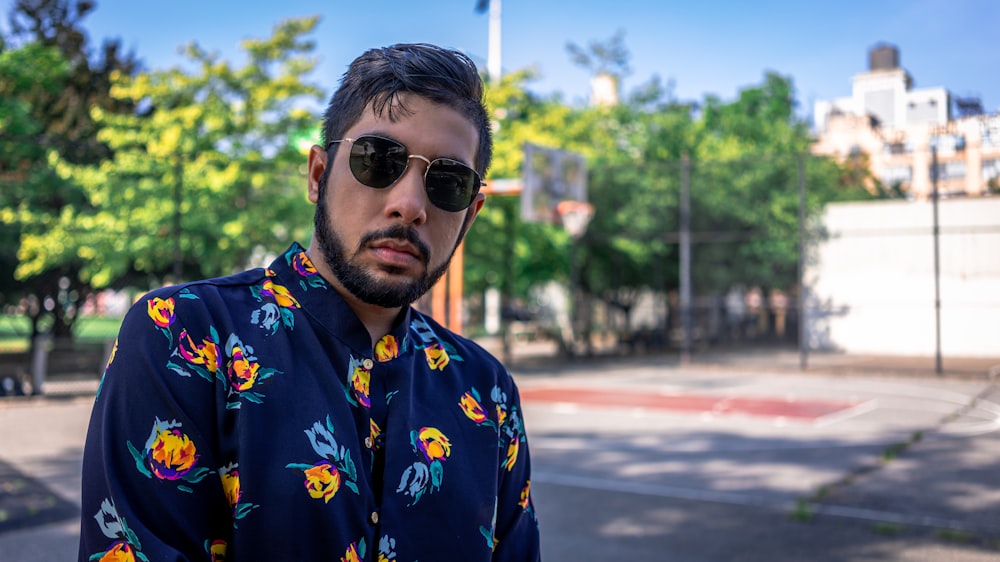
top-left (312, 187), bottom-right (463, 308)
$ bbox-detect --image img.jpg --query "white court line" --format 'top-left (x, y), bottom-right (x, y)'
top-left (813, 399), bottom-right (879, 427)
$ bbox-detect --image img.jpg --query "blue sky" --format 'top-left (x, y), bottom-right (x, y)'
top-left (3, 0), bottom-right (998, 121)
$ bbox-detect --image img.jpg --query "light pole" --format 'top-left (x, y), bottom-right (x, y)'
top-left (476, 0), bottom-right (502, 84)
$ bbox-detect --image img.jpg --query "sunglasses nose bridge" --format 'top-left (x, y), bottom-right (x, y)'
top-left (406, 154), bottom-right (433, 182)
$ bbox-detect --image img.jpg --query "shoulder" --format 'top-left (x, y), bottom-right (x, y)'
top-left (134, 269), bottom-right (268, 312)
top-left (121, 269), bottom-right (269, 341)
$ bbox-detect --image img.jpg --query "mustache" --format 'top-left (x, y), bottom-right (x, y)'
top-left (359, 225), bottom-right (430, 265)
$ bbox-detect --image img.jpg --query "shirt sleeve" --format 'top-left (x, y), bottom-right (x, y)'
top-left (79, 292), bottom-right (231, 561)
top-left (491, 378), bottom-right (542, 562)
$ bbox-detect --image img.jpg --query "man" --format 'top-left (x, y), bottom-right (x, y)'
top-left (79, 43), bottom-right (541, 561)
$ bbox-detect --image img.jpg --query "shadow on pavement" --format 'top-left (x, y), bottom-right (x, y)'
top-left (0, 459), bottom-right (79, 535)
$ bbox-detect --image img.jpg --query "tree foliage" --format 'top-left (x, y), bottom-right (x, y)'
top-left (0, 0), bottom-right (138, 338)
top-left (466, 39), bottom-right (874, 345)
top-left (2, 10), bottom-right (876, 350)
top-left (18, 16), bottom-right (323, 292)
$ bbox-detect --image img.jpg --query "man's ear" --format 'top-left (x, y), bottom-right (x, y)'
top-left (461, 193), bottom-right (487, 235)
top-left (307, 144), bottom-right (329, 204)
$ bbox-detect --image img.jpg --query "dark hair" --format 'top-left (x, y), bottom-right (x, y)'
top-left (321, 43), bottom-right (492, 178)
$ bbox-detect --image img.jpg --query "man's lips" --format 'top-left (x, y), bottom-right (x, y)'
top-left (370, 239), bottom-right (423, 266)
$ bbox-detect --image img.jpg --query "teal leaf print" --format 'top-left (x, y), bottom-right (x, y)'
top-left (289, 417), bottom-right (360, 502)
top-left (379, 535), bottom-right (398, 561)
top-left (396, 461), bottom-right (430, 505)
top-left (90, 499), bottom-right (151, 562)
top-left (429, 459), bottom-right (444, 488)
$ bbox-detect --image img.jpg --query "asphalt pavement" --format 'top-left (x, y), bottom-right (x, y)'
top-left (1, 346), bottom-right (999, 561)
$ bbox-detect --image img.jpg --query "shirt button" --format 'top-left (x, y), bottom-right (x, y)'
top-left (363, 358), bottom-right (374, 370)
top-left (370, 511), bottom-right (379, 525)
top-left (364, 436), bottom-right (373, 448)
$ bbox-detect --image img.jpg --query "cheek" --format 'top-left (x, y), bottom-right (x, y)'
top-left (426, 213), bottom-right (467, 254)
top-left (325, 184), bottom-right (379, 236)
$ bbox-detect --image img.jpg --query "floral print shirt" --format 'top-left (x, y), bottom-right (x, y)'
top-left (79, 243), bottom-right (540, 562)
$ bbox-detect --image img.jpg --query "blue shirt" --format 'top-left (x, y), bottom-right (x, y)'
top-left (80, 243), bottom-right (540, 561)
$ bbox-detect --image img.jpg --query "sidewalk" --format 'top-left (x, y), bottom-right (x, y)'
top-left (2, 346), bottom-right (999, 561)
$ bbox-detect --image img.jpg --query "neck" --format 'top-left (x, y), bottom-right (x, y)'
top-left (347, 297), bottom-right (404, 348)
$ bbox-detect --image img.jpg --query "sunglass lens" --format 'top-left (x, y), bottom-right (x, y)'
top-left (349, 136), bottom-right (407, 188)
top-left (425, 159), bottom-right (479, 212)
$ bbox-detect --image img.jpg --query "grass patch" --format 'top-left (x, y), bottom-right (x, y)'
top-left (789, 499), bottom-right (815, 522)
top-left (935, 528), bottom-right (975, 544)
top-left (0, 314), bottom-right (122, 352)
top-left (74, 316), bottom-right (124, 342)
top-left (872, 522), bottom-right (904, 536)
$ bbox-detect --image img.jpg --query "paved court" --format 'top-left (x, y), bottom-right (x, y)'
top-left (514, 355), bottom-right (1000, 561)
top-left (1, 350), bottom-right (998, 561)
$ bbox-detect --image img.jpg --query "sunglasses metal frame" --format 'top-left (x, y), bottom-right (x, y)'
top-left (327, 135), bottom-right (484, 212)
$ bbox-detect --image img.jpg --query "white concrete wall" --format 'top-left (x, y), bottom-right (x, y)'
top-left (806, 198), bottom-right (1000, 357)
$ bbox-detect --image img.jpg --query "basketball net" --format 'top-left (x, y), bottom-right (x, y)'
top-left (556, 200), bottom-right (595, 240)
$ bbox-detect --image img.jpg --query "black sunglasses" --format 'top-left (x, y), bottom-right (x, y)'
top-left (327, 135), bottom-right (484, 212)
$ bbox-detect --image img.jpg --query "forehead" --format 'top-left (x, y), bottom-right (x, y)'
top-left (347, 94), bottom-right (479, 162)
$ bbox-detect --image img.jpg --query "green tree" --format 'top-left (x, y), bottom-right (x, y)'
top-left (0, 0), bottom-right (138, 341)
top-left (559, 61), bottom-right (874, 346)
top-left (18, 17), bottom-right (323, 295)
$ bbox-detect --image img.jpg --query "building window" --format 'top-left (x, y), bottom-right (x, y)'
top-left (931, 160), bottom-right (967, 181)
top-left (983, 159), bottom-right (1000, 182)
top-left (931, 134), bottom-right (966, 156)
top-left (982, 117), bottom-right (1000, 151)
top-left (881, 165), bottom-right (912, 185)
top-left (883, 141), bottom-right (909, 155)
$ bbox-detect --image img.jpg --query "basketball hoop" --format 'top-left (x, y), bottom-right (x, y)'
top-left (556, 200), bottom-right (595, 240)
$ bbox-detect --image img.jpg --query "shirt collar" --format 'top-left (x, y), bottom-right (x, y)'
top-left (269, 242), bottom-right (412, 356)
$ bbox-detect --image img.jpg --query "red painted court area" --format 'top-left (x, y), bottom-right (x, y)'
top-left (520, 387), bottom-right (864, 421)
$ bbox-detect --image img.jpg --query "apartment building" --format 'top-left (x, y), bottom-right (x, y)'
top-left (811, 43), bottom-right (1000, 199)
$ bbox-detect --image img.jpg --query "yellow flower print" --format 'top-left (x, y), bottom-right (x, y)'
top-left (147, 297), bottom-right (175, 328)
top-left (519, 480), bottom-right (532, 509)
top-left (460, 392), bottom-right (488, 424)
top-left (104, 338), bottom-right (118, 371)
top-left (423, 343), bottom-right (449, 370)
top-left (416, 427), bottom-right (451, 463)
top-left (341, 542), bottom-right (361, 562)
top-left (206, 539), bottom-right (227, 562)
top-left (220, 466), bottom-right (242, 510)
top-left (351, 363), bottom-right (371, 408)
top-left (496, 404), bottom-right (507, 428)
top-left (369, 419), bottom-right (382, 450)
top-left (128, 419), bottom-right (212, 490)
top-left (287, 417), bottom-right (361, 502)
top-left (374, 335), bottom-right (399, 362)
top-left (219, 463), bottom-right (258, 521)
top-left (304, 461), bottom-right (342, 503)
top-left (100, 540), bottom-right (139, 562)
top-left (227, 346), bottom-right (260, 392)
top-left (502, 434), bottom-right (519, 472)
top-left (292, 251), bottom-right (318, 277)
top-left (148, 427), bottom-right (198, 481)
top-left (179, 329), bottom-right (220, 374)
top-left (262, 278), bottom-right (300, 309)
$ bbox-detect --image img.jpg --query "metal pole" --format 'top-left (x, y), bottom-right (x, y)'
top-left (931, 146), bottom-right (943, 375)
top-left (679, 155), bottom-right (692, 364)
top-left (488, 0), bottom-right (502, 84)
top-left (797, 153), bottom-right (808, 370)
top-left (30, 333), bottom-right (50, 395)
top-left (501, 200), bottom-right (515, 365)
